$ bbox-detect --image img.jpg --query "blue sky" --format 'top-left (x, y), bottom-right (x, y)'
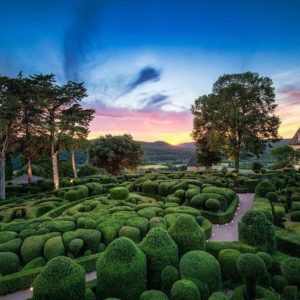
top-left (1, 0), bottom-right (300, 143)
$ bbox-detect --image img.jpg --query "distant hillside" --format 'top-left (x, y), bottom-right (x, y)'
top-left (138, 141), bottom-right (194, 165)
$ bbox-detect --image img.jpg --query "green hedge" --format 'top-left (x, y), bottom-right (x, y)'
top-left (0, 253), bottom-right (102, 295)
top-left (200, 195), bottom-right (239, 224)
top-left (275, 227), bottom-right (300, 256)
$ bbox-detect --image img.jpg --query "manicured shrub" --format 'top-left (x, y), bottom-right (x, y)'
top-left (149, 217), bottom-right (167, 230)
top-left (141, 180), bottom-right (159, 195)
top-left (96, 237), bottom-right (146, 300)
top-left (179, 250), bottom-right (221, 295)
top-left (168, 214), bottom-right (205, 257)
top-left (0, 231), bottom-right (18, 243)
top-left (119, 226), bottom-right (140, 243)
top-left (38, 220), bottom-right (76, 233)
top-left (22, 257), bottom-right (46, 271)
top-left (209, 292), bottom-right (229, 300)
top-left (161, 265), bottom-right (179, 296)
top-left (256, 252), bottom-right (273, 270)
top-left (19, 229), bottom-right (37, 240)
top-left (0, 238), bottom-right (22, 254)
top-left (271, 275), bottom-right (287, 293)
top-left (290, 211), bottom-right (300, 222)
top-left (44, 236), bottom-right (65, 261)
top-left (109, 187), bottom-right (129, 200)
top-left (69, 238), bottom-right (84, 257)
top-left (280, 257), bottom-right (300, 286)
top-left (0, 252), bottom-right (20, 275)
top-left (237, 253), bottom-right (266, 300)
top-left (65, 185), bottom-right (89, 201)
top-left (126, 217), bottom-right (148, 238)
top-left (218, 249), bottom-right (241, 282)
top-left (33, 256), bottom-right (86, 300)
top-left (238, 210), bottom-right (276, 253)
top-left (139, 290), bottom-right (169, 300)
top-left (185, 188), bottom-right (200, 203)
top-left (174, 189), bottom-right (186, 201)
top-left (21, 233), bottom-right (60, 263)
top-left (85, 182), bottom-right (103, 196)
top-left (166, 195), bottom-right (181, 204)
top-left (191, 194), bottom-right (207, 207)
top-left (255, 180), bottom-right (276, 197)
top-left (139, 227), bottom-right (178, 289)
top-left (202, 186), bottom-right (234, 202)
top-left (76, 229), bottom-right (101, 253)
top-left (78, 163), bottom-right (101, 177)
top-left (205, 198), bottom-right (221, 211)
top-left (281, 286), bottom-right (298, 300)
top-left (171, 279), bottom-right (200, 300)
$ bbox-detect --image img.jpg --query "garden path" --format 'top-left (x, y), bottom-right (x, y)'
top-left (209, 193), bottom-right (255, 242)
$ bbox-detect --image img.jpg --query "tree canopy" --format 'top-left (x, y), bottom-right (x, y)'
top-left (89, 134), bottom-right (144, 175)
top-left (191, 72), bottom-right (281, 172)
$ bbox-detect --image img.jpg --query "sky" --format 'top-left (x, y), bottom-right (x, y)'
top-left (1, 0), bottom-right (300, 144)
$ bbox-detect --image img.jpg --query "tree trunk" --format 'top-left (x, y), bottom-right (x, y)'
top-left (0, 156), bottom-right (5, 200)
top-left (70, 146), bottom-right (77, 178)
top-left (27, 156), bottom-right (33, 183)
top-left (234, 159), bottom-right (240, 172)
top-left (51, 144), bottom-right (59, 189)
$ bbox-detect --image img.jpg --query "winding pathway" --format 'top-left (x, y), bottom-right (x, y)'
top-left (209, 193), bottom-right (255, 241)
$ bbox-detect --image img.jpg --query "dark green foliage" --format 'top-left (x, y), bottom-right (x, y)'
top-left (141, 180), bottom-right (159, 195)
top-left (109, 187), bottom-right (129, 200)
top-left (243, 179), bottom-right (259, 193)
top-left (0, 231), bottom-right (18, 243)
top-left (86, 288), bottom-right (96, 300)
top-left (218, 249), bottom-right (241, 283)
top-left (168, 214), bottom-right (205, 257)
top-left (281, 286), bottom-right (298, 300)
top-left (256, 252), bottom-right (273, 270)
top-left (161, 265), bottom-right (179, 296)
top-left (0, 238), bottom-right (22, 254)
top-left (290, 211), bottom-right (300, 222)
top-left (0, 252), bottom-right (20, 275)
top-left (85, 182), bottom-right (104, 196)
top-left (38, 220), bottom-right (76, 233)
top-left (76, 229), bottom-right (101, 253)
top-left (232, 285), bottom-right (278, 300)
top-left (185, 188), bottom-right (200, 203)
top-left (139, 227), bottom-right (178, 289)
top-left (22, 257), bottom-right (46, 271)
top-left (119, 226), bottom-right (140, 243)
top-left (252, 161), bottom-right (263, 173)
top-left (43, 236), bottom-right (65, 261)
top-left (280, 257), bottom-right (300, 286)
top-left (19, 229), bottom-right (37, 240)
top-left (171, 279), bottom-right (200, 300)
top-left (205, 198), bottom-right (221, 211)
top-left (78, 163), bottom-right (102, 177)
top-left (96, 237), bottom-right (146, 300)
top-left (179, 250), bottom-right (221, 295)
top-left (238, 210), bottom-right (276, 253)
top-left (65, 185), bottom-right (89, 201)
top-left (69, 238), bottom-right (84, 257)
top-left (149, 217), bottom-right (167, 230)
top-left (139, 290), bottom-right (169, 300)
top-left (255, 180), bottom-right (276, 197)
top-left (126, 217), bottom-right (148, 238)
top-left (21, 233), bottom-right (60, 263)
top-left (237, 253), bottom-right (266, 300)
top-left (209, 292), bottom-right (228, 299)
top-left (32, 256), bottom-right (86, 300)
top-left (271, 275), bottom-right (287, 293)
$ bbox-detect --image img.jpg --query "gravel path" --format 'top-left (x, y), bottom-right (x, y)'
top-left (1, 194), bottom-right (254, 300)
top-left (209, 193), bottom-right (254, 241)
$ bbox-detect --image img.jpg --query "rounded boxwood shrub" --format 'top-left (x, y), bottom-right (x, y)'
top-left (96, 237), bottom-right (146, 300)
top-left (185, 188), bottom-right (200, 203)
top-left (33, 256), bottom-right (86, 300)
top-left (44, 236), bottom-right (65, 261)
top-left (255, 180), bottom-right (276, 197)
top-left (290, 211), bottom-right (300, 222)
top-left (139, 290), bottom-right (169, 300)
top-left (76, 229), bottom-right (101, 253)
top-left (69, 238), bottom-right (84, 258)
top-left (119, 226), bottom-right (140, 243)
top-left (19, 228), bottom-right (37, 240)
top-left (149, 217), bottom-right (167, 230)
top-left (238, 210), bottom-right (276, 253)
top-left (141, 180), bottom-right (159, 195)
top-left (110, 187), bottom-right (129, 200)
top-left (191, 194), bottom-right (207, 207)
top-left (205, 198), bottom-right (221, 211)
top-left (171, 279), bottom-right (200, 300)
top-left (168, 214), bottom-right (205, 257)
top-left (161, 265), bottom-right (179, 296)
top-left (126, 217), bottom-right (148, 238)
top-left (179, 250), bottom-right (221, 295)
top-left (218, 249), bottom-right (241, 283)
top-left (174, 189), bottom-right (186, 201)
top-left (271, 275), bottom-right (287, 293)
top-left (22, 256), bottom-right (46, 271)
top-left (139, 227), bottom-right (178, 289)
top-left (0, 238), bottom-right (22, 254)
top-left (0, 231), bottom-right (18, 243)
top-left (256, 252), bottom-right (273, 271)
top-left (237, 253), bottom-right (266, 300)
top-left (281, 257), bottom-right (300, 286)
top-left (0, 252), bottom-right (20, 275)
top-left (282, 286), bottom-right (298, 300)
top-left (209, 292), bottom-right (228, 300)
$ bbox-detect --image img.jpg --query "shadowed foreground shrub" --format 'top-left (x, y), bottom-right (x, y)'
top-left (32, 256), bottom-right (85, 300)
top-left (171, 279), bottom-right (200, 300)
